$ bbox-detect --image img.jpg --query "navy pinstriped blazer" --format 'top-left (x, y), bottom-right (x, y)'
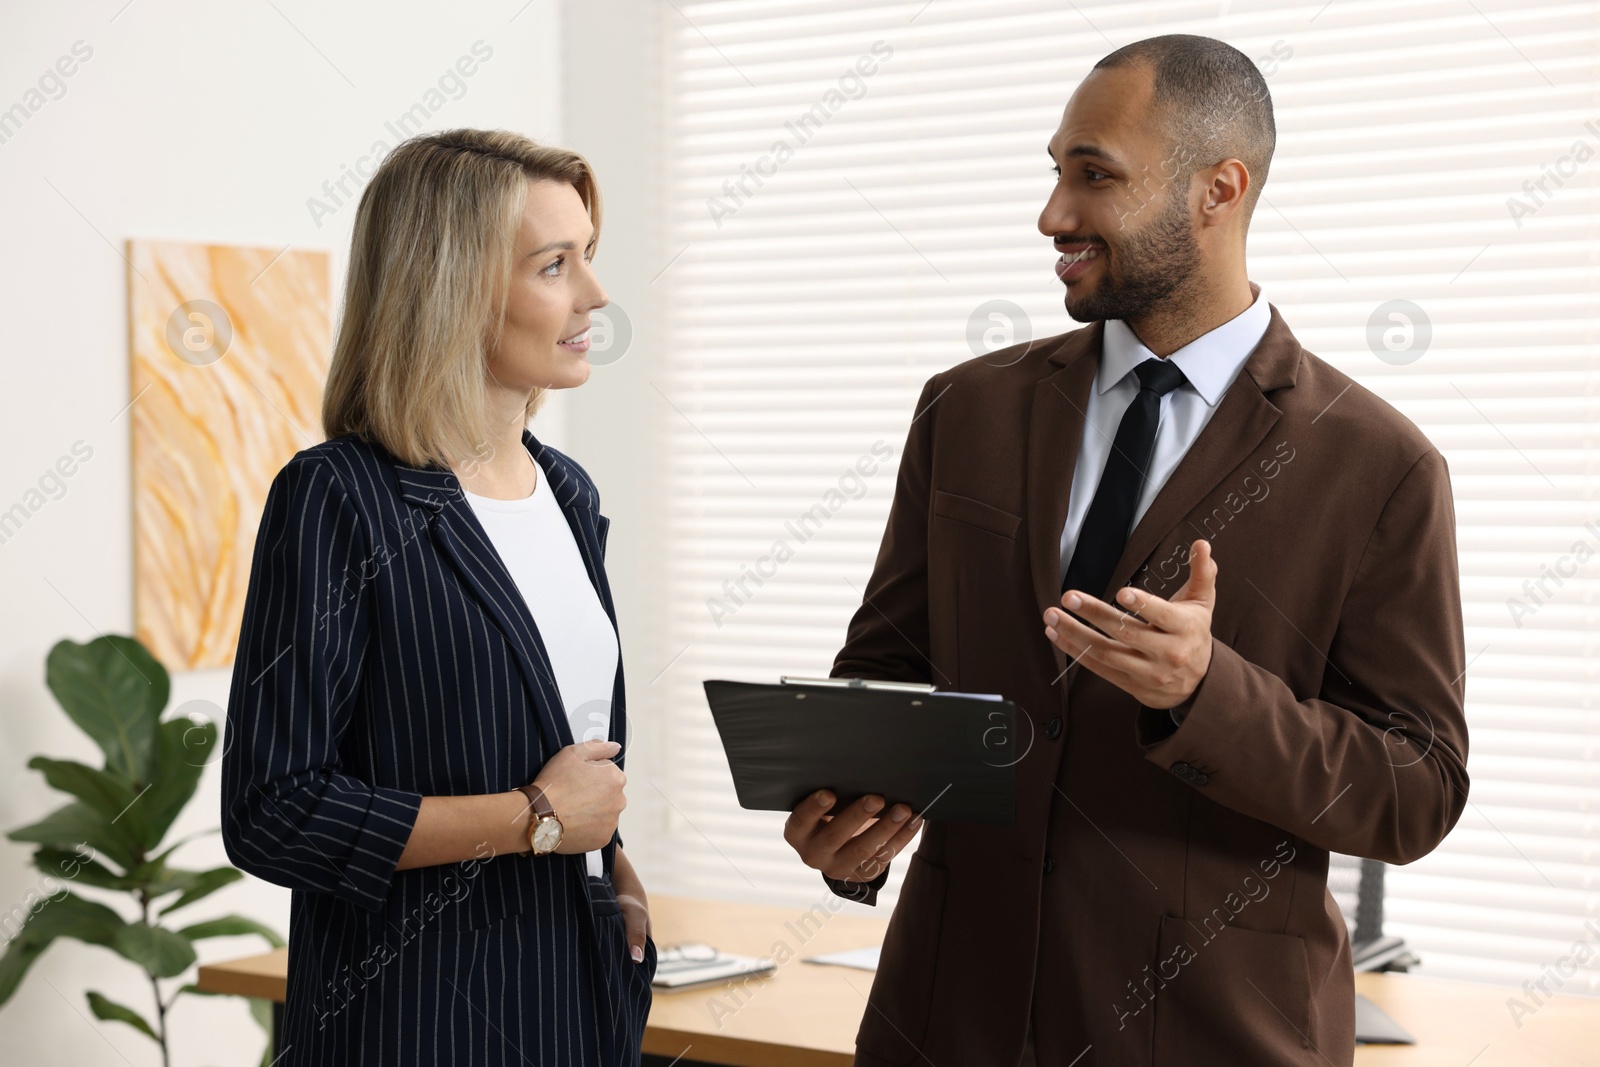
top-left (220, 428), bottom-right (639, 1063)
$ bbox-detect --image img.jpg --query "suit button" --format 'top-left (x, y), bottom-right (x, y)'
top-left (1170, 761), bottom-right (1210, 786)
top-left (1045, 717), bottom-right (1063, 740)
top-left (1043, 853), bottom-right (1055, 875)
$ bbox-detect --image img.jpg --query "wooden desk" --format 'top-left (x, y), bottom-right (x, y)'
top-left (197, 895), bottom-right (1599, 1066)
top-left (1347, 971), bottom-right (1596, 1067)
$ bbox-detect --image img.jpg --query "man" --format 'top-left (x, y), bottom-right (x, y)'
top-left (783, 33), bottom-right (1468, 1067)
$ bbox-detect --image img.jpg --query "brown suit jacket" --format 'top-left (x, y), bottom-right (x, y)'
top-left (825, 303), bottom-right (1468, 1066)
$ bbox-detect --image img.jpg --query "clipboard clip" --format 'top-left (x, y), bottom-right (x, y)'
top-left (779, 674), bottom-right (938, 693)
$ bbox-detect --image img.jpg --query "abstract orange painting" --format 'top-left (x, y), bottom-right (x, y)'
top-left (127, 240), bottom-right (331, 671)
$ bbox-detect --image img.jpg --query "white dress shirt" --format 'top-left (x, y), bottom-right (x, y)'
top-left (1059, 283), bottom-right (1271, 586)
top-left (463, 461), bottom-right (619, 879)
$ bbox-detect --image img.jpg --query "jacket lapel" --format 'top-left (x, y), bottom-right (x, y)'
top-left (1026, 323), bottom-right (1102, 683)
top-left (1026, 305), bottom-right (1303, 688)
top-left (393, 430), bottom-right (622, 763)
top-left (1107, 306), bottom-right (1301, 597)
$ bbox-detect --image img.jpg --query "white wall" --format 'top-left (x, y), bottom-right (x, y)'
top-left (0, 2), bottom-right (566, 1062)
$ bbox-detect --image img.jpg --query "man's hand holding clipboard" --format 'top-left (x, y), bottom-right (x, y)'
top-left (702, 675), bottom-right (1018, 891)
top-left (785, 787), bottom-right (925, 887)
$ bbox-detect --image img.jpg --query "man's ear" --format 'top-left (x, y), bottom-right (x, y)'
top-left (1198, 159), bottom-right (1250, 227)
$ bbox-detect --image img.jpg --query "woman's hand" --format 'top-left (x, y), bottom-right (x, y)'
top-left (613, 846), bottom-right (651, 964)
top-left (529, 739), bottom-right (626, 854)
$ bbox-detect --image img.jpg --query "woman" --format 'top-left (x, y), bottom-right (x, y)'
top-left (221, 128), bottom-right (654, 1066)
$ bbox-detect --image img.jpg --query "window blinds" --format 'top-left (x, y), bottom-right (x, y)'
top-left (654, 0), bottom-right (1600, 994)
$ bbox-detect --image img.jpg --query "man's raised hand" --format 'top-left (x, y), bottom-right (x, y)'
top-left (1045, 537), bottom-right (1217, 709)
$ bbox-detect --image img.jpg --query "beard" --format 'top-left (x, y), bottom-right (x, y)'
top-left (1063, 186), bottom-right (1203, 324)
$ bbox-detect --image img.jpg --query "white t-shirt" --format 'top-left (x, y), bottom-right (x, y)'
top-left (462, 461), bottom-right (618, 878)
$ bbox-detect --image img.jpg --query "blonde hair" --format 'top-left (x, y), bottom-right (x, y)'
top-left (322, 128), bottom-right (602, 469)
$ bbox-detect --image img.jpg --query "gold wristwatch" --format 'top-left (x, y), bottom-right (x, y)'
top-left (517, 782), bottom-right (564, 855)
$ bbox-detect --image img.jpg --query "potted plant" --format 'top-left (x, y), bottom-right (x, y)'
top-left (0, 634), bottom-right (283, 1066)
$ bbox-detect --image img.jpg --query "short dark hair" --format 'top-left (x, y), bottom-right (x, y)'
top-left (1092, 34), bottom-right (1276, 223)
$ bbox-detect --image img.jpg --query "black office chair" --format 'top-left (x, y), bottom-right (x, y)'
top-left (1327, 854), bottom-right (1419, 973)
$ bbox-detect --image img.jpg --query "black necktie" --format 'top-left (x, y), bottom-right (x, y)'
top-left (1061, 356), bottom-right (1188, 603)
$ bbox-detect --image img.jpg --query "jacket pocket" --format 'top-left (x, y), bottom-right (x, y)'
top-left (933, 489), bottom-right (1021, 540)
top-left (854, 851), bottom-right (949, 1064)
top-left (1151, 915), bottom-right (1321, 1065)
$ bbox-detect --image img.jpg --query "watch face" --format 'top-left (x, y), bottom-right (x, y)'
top-left (532, 817), bottom-right (562, 853)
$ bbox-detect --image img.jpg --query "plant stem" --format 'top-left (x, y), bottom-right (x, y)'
top-left (148, 970), bottom-right (170, 1067)
top-left (139, 891), bottom-right (170, 1067)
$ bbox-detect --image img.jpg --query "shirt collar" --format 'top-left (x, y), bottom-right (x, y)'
top-left (1096, 281), bottom-right (1270, 407)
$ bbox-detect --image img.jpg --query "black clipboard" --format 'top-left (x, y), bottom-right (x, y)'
top-left (702, 676), bottom-right (1019, 825)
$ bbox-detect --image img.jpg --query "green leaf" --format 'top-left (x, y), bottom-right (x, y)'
top-left (25, 757), bottom-right (138, 817)
top-left (45, 636), bottom-right (168, 782)
top-left (157, 867), bottom-right (243, 916)
top-left (112, 833), bottom-right (227, 896)
top-left (111, 922), bottom-right (196, 978)
top-left (8, 801), bottom-right (141, 871)
top-left (137, 717), bottom-right (215, 850)
top-left (5, 890), bottom-right (125, 948)
top-left (248, 1004), bottom-right (276, 1067)
top-left (26, 758), bottom-right (153, 849)
top-left (248, 994), bottom-right (275, 1030)
top-left (140, 828), bottom-right (220, 871)
top-left (125, 855), bottom-right (177, 893)
top-left (86, 990), bottom-right (158, 1041)
top-left (175, 915), bottom-right (285, 949)
top-left (0, 891), bottom-right (126, 1006)
top-left (31, 846), bottom-right (139, 892)
top-left (249, 995), bottom-right (276, 1064)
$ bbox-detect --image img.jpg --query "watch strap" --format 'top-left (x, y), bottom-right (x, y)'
top-left (518, 782), bottom-right (554, 818)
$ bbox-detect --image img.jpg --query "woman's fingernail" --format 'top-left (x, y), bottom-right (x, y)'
top-left (632, 945), bottom-right (644, 963)
top-left (892, 807), bottom-right (909, 822)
